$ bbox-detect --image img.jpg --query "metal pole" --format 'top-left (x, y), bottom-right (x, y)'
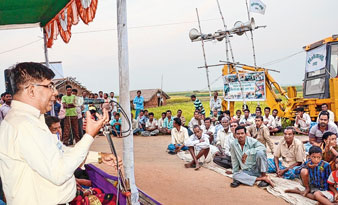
top-left (195, 8), bottom-right (212, 98)
top-left (116, 0), bottom-right (139, 204)
top-left (43, 28), bottom-right (50, 68)
top-left (245, 0), bottom-right (257, 68)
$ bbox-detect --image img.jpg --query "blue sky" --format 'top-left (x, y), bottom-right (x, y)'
top-left (0, 0), bottom-right (337, 94)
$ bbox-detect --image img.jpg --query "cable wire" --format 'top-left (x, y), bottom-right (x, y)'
top-left (261, 50), bottom-right (304, 67)
top-left (0, 38), bottom-right (42, 55)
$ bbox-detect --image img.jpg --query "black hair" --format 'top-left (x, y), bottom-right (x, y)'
top-left (66, 85), bottom-right (72, 89)
top-left (177, 109), bottom-right (182, 112)
top-left (99, 91), bottom-right (103, 93)
top-left (244, 108), bottom-right (250, 113)
top-left (174, 117), bottom-right (182, 126)
top-left (166, 110), bottom-right (172, 114)
top-left (137, 90), bottom-right (141, 94)
top-left (224, 110), bottom-right (230, 115)
top-left (319, 111), bottom-right (330, 120)
top-left (114, 113), bottom-right (120, 117)
top-left (235, 125), bottom-right (246, 134)
top-left (218, 115), bottom-right (223, 121)
top-left (140, 110), bottom-right (144, 113)
top-left (236, 109), bottom-right (241, 113)
top-left (204, 117), bottom-right (211, 122)
top-left (309, 146), bottom-right (322, 155)
top-left (264, 107), bottom-right (271, 111)
top-left (2, 92), bottom-right (11, 96)
top-left (45, 115), bottom-right (60, 128)
top-left (191, 95), bottom-right (196, 98)
top-left (9, 62), bottom-right (55, 94)
top-left (298, 107), bottom-right (305, 112)
top-left (255, 115), bottom-right (263, 121)
top-left (256, 106), bottom-right (262, 111)
top-left (161, 112), bottom-right (166, 115)
top-left (242, 104), bottom-right (248, 109)
top-left (72, 89), bottom-right (78, 93)
top-left (322, 103), bottom-right (328, 107)
top-left (144, 109), bottom-right (148, 113)
top-left (272, 109), bottom-right (278, 113)
top-left (322, 131), bottom-right (336, 148)
top-left (149, 112), bottom-right (154, 116)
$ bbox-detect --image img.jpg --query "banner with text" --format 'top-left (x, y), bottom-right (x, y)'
top-left (223, 72), bottom-right (266, 101)
top-left (305, 45), bottom-right (327, 73)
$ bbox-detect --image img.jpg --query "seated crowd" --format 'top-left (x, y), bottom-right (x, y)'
top-left (132, 92), bottom-right (338, 204)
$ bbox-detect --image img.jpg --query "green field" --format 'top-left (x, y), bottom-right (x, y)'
top-left (132, 86), bottom-right (302, 122)
top-left (131, 87), bottom-right (302, 125)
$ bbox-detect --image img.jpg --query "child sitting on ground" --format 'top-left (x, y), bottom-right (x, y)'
top-left (312, 156), bottom-right (338, 204)
top-left (110, 113), bottom-right (122, 138)
top-left (285, 146), bottom-right (331, 202)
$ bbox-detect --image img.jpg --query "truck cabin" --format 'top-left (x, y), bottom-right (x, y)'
top-left (303, 35), bottom-right (338, 99)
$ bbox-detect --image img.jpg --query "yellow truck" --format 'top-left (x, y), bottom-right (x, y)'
top-left (222, 35), bottom-right (338, 121)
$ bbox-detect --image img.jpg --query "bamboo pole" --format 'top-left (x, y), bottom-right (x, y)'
top-left (195, 8), bottom-right (212, 98)
top-left (43, 28), bottom-right (50, 68)
top-left (116, 0), bottom-right (139, 204)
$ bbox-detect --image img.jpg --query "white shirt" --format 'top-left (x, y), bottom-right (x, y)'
top-left (109, 97), bottom-right (118, 112)
top-left (239, 116), bottom-right (255, 126)
top-left (0, 103), bottom-right (11, 124)
top-left (317, 110), bottom-right (335, 123)
top-left (210, 98), bottom-right (222, 112)
top-left (185, 133), bottom-right (210, 152)
top-left (188, 117), bottom-right (204, 130)
top-left (294, 113), bottom-right (311, 130)
top-left (270, 115), bottom-right (282, 128)
top-left (0, 100), bottom-right (95, 204)
top-left (171, 126), bottom-right (189, 145)
top-left (201, 125), bottom-right (215, 136)
top-left (263, 115), bottom-right (273, 126)
top-left (146, 119), bottom-right (158, 129)
top-left (158, 118), bottom-right (165, 129)
top-left (216, 127), bottom-right (234, 156)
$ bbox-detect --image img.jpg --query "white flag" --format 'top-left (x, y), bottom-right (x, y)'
top-left (249, 0), bottom-right (266, 15)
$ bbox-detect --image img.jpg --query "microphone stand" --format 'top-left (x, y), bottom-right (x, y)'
top-left (103, 124), bottom-right (131, 204)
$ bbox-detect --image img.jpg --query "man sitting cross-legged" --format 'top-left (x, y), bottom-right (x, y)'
top-left (230, 126), bottom-right (274, 188)
top-left (167, 118), bottom-right (189, 154)
top-left (267, 126), bottom-right (305, 179)
top-left (285, 146), bottom-right (331, 203)
top-left (184, 125), bottom-right (210, 170)
top-left (213, 118), bottom-right (237, 169)
top-left (141, 112), bottom-right (159, 136)
top-left (160, 110), bottom-right (174, 135)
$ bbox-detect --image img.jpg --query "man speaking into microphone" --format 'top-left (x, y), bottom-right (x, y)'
top-left (0, 62), bottom-right (120, 204)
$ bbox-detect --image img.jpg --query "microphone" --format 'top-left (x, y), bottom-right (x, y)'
top-left (83, 99), bottom-right (114, 104)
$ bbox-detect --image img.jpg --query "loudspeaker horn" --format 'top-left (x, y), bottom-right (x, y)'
top-left (229, 17), bottom-right (255, 36)
top-left (189, 28), bottom-right (201, 41)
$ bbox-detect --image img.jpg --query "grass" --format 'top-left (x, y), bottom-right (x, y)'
top-left (130, 88), bottom-right (303, 127)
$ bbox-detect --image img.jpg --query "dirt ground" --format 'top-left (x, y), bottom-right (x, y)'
top-left (88, 134), bottom-right (305, 205)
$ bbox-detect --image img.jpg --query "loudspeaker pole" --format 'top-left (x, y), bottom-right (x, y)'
top-left (196, 8), bottom-right (212, 98)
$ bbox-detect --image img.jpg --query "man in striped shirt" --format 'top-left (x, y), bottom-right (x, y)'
top-left (191, 95), bottom-right (205, 116)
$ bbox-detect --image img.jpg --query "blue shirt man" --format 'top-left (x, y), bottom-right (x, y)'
top-left (133, 90), bottom-right (144, 119)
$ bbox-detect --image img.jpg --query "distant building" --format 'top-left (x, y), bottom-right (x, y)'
top-left (130, 89), bottom-right (170, 108)
top-left (53, 77), bottom-right (91, 95)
